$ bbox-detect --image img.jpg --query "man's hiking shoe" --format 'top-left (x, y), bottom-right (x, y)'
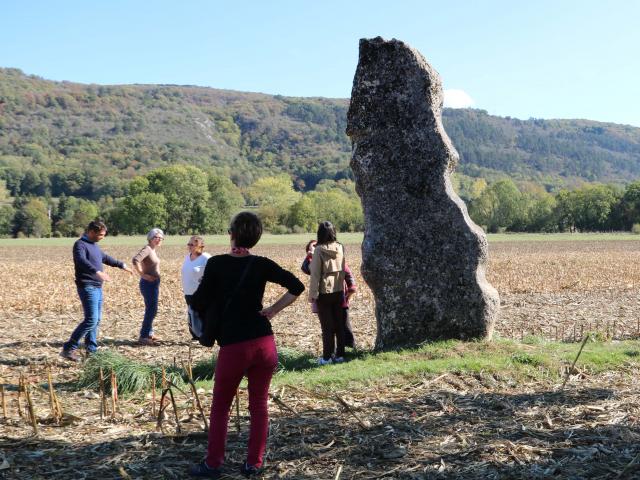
top-left (59, 349), bottom-right (81, 362)
top-left (137, 337), bottom-right (159, 346)
top-left (317, 357), bottom-right (332, 366)
top-left (240, 462), bottom-right (261, 477)
top-left (189, 461), bottom-right (221, 478)
top-left (333, 356), bottom-right (345, 364)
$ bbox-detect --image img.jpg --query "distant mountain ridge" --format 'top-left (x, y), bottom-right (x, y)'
top-left (443, 109), bottom-right (640, 187)
top-left (1, 67), bottom-right (639, 199)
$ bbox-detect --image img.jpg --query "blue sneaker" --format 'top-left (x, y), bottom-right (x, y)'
top-left (189, 461), bottom-right (221, 478)
top-left (240, 462), bottom-right (261, 477)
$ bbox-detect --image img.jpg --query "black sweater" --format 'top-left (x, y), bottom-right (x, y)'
top-left (191, 254), bottom-right (305, 346)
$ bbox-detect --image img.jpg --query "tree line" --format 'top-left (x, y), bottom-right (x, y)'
top-left (0, 165), bottom-right (364, 238)
top-left (3, 67), bottom-right (640, 205)
top-left (463, 178), bottom-right (640, 233)
top-left (4, 164), bottom-right (640, 238)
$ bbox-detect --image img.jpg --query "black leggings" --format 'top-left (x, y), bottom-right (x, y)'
top-left (316, 291), bottom-right (345, 360)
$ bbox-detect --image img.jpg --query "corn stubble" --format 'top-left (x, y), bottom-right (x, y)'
top-left (0, 240), bottom-right (639, 478)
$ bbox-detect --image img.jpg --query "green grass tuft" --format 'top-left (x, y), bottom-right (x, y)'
top-left (276, 347), bottom-right (317, 372)
top-left (78, 350), bottom-right (184, 396)
top-left (511, 352), bottom-right (543, 366)
top-left (190, 347), bottom-right (320, 383)
top-left (521, 335), bottom-right (546, 345)
top-left (191, 355), bottom-right (216, 381)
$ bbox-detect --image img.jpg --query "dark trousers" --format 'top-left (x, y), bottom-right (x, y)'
top-left (139, 278), bottom-right (159, 338)
top-left (317, 291), bottom-right (346, 360)
top-left (344, 308), bottom-right (355, 349)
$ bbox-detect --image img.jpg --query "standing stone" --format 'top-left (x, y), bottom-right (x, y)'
top-left (346, 37), bottom-right (499, 349)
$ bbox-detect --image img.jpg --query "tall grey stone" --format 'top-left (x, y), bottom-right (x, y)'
top-left (346, 37), bottom-right (499, 349)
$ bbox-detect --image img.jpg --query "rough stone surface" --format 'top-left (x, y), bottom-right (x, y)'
top-left (346, 37), bottom-right (500, 349)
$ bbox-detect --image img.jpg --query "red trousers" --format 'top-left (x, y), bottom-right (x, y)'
top-left (206, 335), bottom-right (277, 469)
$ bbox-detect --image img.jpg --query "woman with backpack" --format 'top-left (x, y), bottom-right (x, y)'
top-left (308, 221), bottom-right (348, 365)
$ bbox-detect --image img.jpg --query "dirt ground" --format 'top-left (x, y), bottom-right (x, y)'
top-left (1, 240), bottom-right (640, 478)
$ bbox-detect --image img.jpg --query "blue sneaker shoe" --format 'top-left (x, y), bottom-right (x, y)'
top-left (189, 461), bottom-right (221, 478)
top-left (240, 462), bottom-right (261, 477)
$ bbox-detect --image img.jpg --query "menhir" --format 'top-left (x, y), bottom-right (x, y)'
top-left (346, 37), bottom-right (500, 349)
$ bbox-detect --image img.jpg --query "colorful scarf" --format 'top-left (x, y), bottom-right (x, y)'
top-left (231, 246), bottom-right (251, 256)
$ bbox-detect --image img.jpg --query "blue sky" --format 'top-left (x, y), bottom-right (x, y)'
top-left (2, 0), bottom-right (639, 126)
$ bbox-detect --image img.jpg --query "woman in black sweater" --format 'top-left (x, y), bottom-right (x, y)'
top-left (190, 212), bottom-right (304, 479)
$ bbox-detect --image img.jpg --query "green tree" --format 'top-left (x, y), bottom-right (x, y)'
top-left (287, 195), bottom-right (317, 231)
top-left (468, 187), bottom-right (496, 230)
top-left (620, 181), bottom-right (640, 229)
top-left (0, 163), bottom-right (26, 197)
top-left (554, 185), bottom-right (621, 232)
top-left (14, 197), bottom-right (51, 237)
top-left (554, 189), bottom-right (577, 232)
top-left (310, 190), bottom-right (364, 232)
top-left (287, 189), bottom-right (364, 233)
top-left (53, 194), bottom-right (98, 236)
top-left (451, 174), bottom-right (487, 203)
top-left (128, 176), bottom-right (151, 196)
top-left (205, 174), bottom-right (244, 233)
top-left (0, 205), bottom-right (14, 237)
top-left (246, 175), bottom-right (301, 231)
top-left (20, 169), bottom-right (51, 197)
top-left (70, 199), bottom-right (99, 236)
top-left (491, 180), bottom-right (527, 231)
top-left (146, 165), bottom-right (210, 234)
top-left (525, 193), bottom-right (557, 232)
top-left (118, 192), bottom-right (168, 234)
top-left (469, 179), bottom-right (526, 232)
top-left (0, 179), bottom-right (10, 202)
top-left (572, 185), bottom-right (621, 231)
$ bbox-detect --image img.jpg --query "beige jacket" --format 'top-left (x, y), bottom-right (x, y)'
top-left (308, 242), bottom-right (345, 300)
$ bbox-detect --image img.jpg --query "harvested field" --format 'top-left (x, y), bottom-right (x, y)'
top-left (2, 370), bottom-right (638, 479)
top-left (1, 238), bottom-right (640, 478)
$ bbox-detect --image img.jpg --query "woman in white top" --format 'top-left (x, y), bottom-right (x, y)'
top-left (181, 235), bottom-right (211, 339)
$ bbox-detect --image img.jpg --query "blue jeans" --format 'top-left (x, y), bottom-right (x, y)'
top-left (139, 278), bottom-right (159, 338)
top-left (64, 285), bottom-right (103, 353)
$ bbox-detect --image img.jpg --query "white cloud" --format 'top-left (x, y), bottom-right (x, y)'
top-left (444, 89), bottom-right (475, 108)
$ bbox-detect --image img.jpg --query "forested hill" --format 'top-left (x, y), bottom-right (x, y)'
top-left (1, 67), bottom-right (640, 200)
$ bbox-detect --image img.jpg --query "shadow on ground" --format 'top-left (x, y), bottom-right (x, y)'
top-left (1, 379), bottom-right (639, 479)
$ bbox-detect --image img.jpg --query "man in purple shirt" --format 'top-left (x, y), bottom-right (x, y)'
top-left (60, 220), bottom-right (132, 361)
